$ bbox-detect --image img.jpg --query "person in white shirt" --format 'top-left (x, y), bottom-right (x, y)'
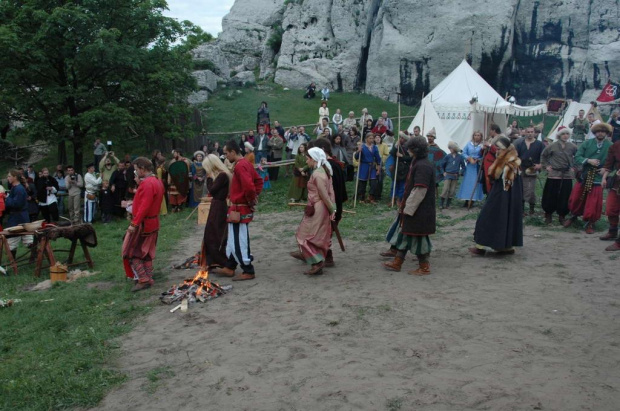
top-left (332, 109), bottom-right (343, 128)
top-left (291, 127), bottom-right (311, 157)
top-left (381, 111), bottom-right (394, 132)
top-left (319, 101), bottom-right (329, 123)
top-left (360, 108), bottom-right (373, 128)
top-left (84, 163), bottom-right (102, 223)
top-left (342, 111), bottom-right (357, 131)
top-left (586, 112), bottom-right (601, 140)
top-left (314, 117), bottom-right (332, 138)
top-left (321, 86), bottom-right (330, 101)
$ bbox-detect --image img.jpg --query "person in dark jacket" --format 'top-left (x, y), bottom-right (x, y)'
top-left (383, 136), bottom-right (436, 275)
top-left (35, 168), bottom-right (59, 222)
top-left (99, 180), bottom-right (115, 223)
top-left (470, 136), bottom-right (524, 255)
top-left (5, 170), bottom-right (33, 255)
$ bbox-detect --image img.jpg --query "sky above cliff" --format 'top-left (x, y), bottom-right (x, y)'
top-left (165, 0), bottom-right (234, 37)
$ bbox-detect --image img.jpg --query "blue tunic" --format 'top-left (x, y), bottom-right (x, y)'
top-left (457, 141), bottom-right (484, 201)
top-left (354, 145), bottom-right (382, 181)
top-left (5, 184), bottom-right (29, 228)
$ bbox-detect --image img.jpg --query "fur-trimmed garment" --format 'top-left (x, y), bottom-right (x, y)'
top-left (474, 145), bottom-right (524, 250)
top-left (488, 145), bottom-right (522, 192)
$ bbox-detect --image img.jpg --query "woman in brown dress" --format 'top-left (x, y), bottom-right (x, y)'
top-left (200, 154), bottom-right (232, 270)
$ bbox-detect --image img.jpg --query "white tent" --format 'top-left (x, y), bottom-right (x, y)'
top-left (408, 60), bottom-right (547, 152)
top-left (547, 101), bottom-right (603, 141)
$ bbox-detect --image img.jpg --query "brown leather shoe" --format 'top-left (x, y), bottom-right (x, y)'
top-left (232, 273), bottom-right (255, 281)
top-left (379, 248), bottom-right (397, 258)
top-left (544, 214), bottom-right (552, 225)
top-left (290, 251), bottom-right (305, 262)
top-left (409, 262), bottom-right (430, 276)
top-left (383, 256), bottom-right (404, 272)
top-left (585, 223), bottom-right (595, 235)
top-left (131, 282), bottom-right (152, 292)
top-left (213, 267), bottom-right (235, 277)
top-left (563, 216), bottom-right (576, 228)
top-left (468, 247), bottom-right (486, 256)
top-left (605, 242), bottom-right (620, 251)
top-left (305, 262), bottom-right (324, 276)
top-left (600, 230), bottom-right (618, 241)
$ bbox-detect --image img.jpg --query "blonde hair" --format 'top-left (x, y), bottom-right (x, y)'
top-left (203, 154), bottom-right (232, 184)
top-left (472, 130), bottom-right (484, 142)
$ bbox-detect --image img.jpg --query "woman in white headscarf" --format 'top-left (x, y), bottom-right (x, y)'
top-left (290, 147), bottom-right (336, 275)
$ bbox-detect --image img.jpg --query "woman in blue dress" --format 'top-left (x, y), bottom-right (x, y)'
top-left (457, 131), bottom-right (484, 206)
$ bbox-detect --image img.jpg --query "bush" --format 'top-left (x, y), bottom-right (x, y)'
top-left (266, 24), bottom-right (285, 55)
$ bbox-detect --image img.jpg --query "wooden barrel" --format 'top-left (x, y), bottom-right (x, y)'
top-left (50, 263), bottom-right (68, 283)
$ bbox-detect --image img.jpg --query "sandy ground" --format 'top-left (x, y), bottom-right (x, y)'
top-left (93, 209), bottom-right (620, 411)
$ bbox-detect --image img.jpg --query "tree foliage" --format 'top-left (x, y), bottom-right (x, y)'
top-left (0, 0), bottom-right (211, 171)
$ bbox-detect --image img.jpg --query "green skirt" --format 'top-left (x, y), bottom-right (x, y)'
top-left (386, 215), bottom-right (432, 255)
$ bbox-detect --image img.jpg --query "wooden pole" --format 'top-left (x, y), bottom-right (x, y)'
top-left (353, 147), bottom-right (361, 208)
top-left (390, 92), bottom-right (402, 208)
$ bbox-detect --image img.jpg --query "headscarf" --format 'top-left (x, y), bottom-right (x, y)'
top-left (308, 147), bottom-right (332, 176)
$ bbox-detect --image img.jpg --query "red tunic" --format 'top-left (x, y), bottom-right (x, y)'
top-left (228, 158), bottom-right (263, 223)
top-left (482, 145), bottom-right (497, 193)
top-left (122, 176), bottom-right (165, 278)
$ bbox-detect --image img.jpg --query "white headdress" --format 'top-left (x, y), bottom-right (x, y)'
top-left (307, 147), bottom-right (332, 176)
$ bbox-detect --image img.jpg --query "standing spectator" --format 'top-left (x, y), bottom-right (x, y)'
top-left (268, 128), bottom-right (285, 181)
top-left (354, 133), bottom-right (382, 204)
top-left (540, 127), bottom-right (577, 225)
top-left (99, 181), bottom-right (114, 223)
top-left (290, 126), bottom-right (310, 159)
top-left (239, 134), bottom-right (249, 156)
top-left (167, 150), bottom-right (190, 213)
top-left (122, 157), bottom-right (165, 292)
top-left (84, 163), bottom-right (102, 223)
top-left (25, 177), bottom-right (39, 222)
top-left (273, 120), bottom-right (285, 139)
top-left (608, 110), bottom-right (620, 143)
top-left (244, 142), bottom-right (255, 164)
top-left (53, 165), bottom-right (67, 216)
top-left (319, 101), bottom-right (329, 123)
top-left (457, 131), bottom-right (484, 206)
top-left (93, 138), bottom-right (107, 172)
top-left (332, 109), bottom-right (343, 129)
top-left (110, 162), bottom-right (129, 215)
top-left (304, 82), bottom-right (316, 99)
top-left (247, 129), bottom-right (256, 145)
top-left (256, 101), bottom-right (270, 134)
top-left (389, 133), bottom-right (412, 202)
top-left (342, 111), bottom-right (357, 132)
top-left (36, 167), bottom-right (59, 223)
top-left (362, 118), bottom-right (374, 137)
top-left (4, 170), bottom-right (33, 256)
top-left (439, 142), bottom-right (466, 209)
top-left (254, 126), bottom-right (270, 164)
top-left (26, 165), bottom-right (36, 181)
top-left (314, 117), bottom-right (332, 138)
top-left (65, 165), bottom-right (84, 224)
top-left (344, 127), bottom-right (361, 179)
top-left (601, 137), bottom-right (620, 249)
top-left (212, 142), bottom-right (224, 156)
top-left (426, 128), bottom-right (447, 195)
top-left (215, 140), bottom-right (264, 281)
top-left (515, 126), bottom-right (545, 215)
top-left (99, 151), bottom-right (120, 183)
top-left (586, 112), bottom-right (601, 140)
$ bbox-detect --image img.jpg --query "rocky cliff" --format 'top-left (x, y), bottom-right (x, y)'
top-left (192, 0), bottom-right (620, 105)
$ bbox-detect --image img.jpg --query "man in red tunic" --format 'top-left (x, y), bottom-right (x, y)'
top-left (215, 140), bottom-right (263, 281)
top-left (122, 157), bottom-right (165, 292)
top-left (601, 139), bottom-right (620, 251)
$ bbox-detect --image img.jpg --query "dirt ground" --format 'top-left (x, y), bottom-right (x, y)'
top-left (93, 209), bottom-right (620, 411)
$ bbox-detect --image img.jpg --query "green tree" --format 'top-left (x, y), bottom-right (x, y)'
top-left (0, 0), bottom-right (211, 171)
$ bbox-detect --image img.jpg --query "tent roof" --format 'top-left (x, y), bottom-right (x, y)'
top-left (407, 98), bottom-right (451, 153)
top-left (427, 60), bottom-right (546, 116)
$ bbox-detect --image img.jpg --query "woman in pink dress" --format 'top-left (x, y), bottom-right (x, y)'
top-left (290, 148), bottom-right (336, 276)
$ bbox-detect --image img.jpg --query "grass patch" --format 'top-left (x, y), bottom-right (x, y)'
top-left (0, 210), bottom-right (195, 410)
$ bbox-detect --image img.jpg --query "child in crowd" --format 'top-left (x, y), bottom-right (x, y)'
top-left (99, 180), bottom-right (115, 223)
top-left (258, 157), bottom-right (271, 190)
top-left (440, 141), bottom-right (466, 209)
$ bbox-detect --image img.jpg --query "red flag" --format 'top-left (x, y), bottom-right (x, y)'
top-left (597, 81), bottom-right (620, 102)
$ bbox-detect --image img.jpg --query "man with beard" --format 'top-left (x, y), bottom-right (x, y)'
top-left (383, 136), bottom-right (436, 275)
top-left (515, 126), bottom-right (545, 215)
top-left (167, 149), bottom-right (191, 213)
top-left (540, 127), bottom-right (578, 224)
top-left (563, 123), bottom-right (613, 234)
top-left (470, 136), bottom-right (523, 255)
top-left (215, 140), bottom-right (264, 281)
top-left (568, 109), bottom-right (588, 145)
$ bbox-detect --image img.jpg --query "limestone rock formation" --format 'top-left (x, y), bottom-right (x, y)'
top-left (201, 0), bottom-right (619, 104)
top-left (231, 70), bottom-right (257, 86)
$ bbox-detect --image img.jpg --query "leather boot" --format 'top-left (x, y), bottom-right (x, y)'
top-left (213, 267), bottom-right (235, 277)
top-left (544, 213), bottom-right (552, 225)
top-left (290, 251), bottom-right (305, 262)
top-left (440, 198), bottom-right (445, 209)
top-left (563, 216), bottom-right (576, 228)
top-left (410, 262), bottom-right (431, 276)
top-left (379, 248), bottom-right (398, 258)
top-left (325, 249), bottom-right (334, 267)
top-left (585, 222), bottom-right (595, 235)
top-left (383, 256), bottom-right (404, 272)
top-left (558, 215), bottom-right (566, 225)
top-left (368, 195), bottom-right (377, 204)
top-left (446, 198), bottom-right (452, 209)
top-left (605, 241), bottom-right (620, 251)
top-left (600, 229), bottom-right (618, 241)
top-left (305, 262), bottom-right (324, 276)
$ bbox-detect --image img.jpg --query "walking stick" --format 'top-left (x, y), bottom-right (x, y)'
top-left (353, 148), bottom-right (361, 208)
top-left (391, 92), bottom-right (402, 207)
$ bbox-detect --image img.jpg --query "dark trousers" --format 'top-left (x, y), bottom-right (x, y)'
top-left (40, 203), bottom-right (59, 223)
top-left (542, 179), bottom-right (573, 216)
top-left (268, 156), bottom-right (281, 181)
top-left (357, 179), bottom-right (378, 200)
top-left (94, 155), bottom-right (102, 172)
